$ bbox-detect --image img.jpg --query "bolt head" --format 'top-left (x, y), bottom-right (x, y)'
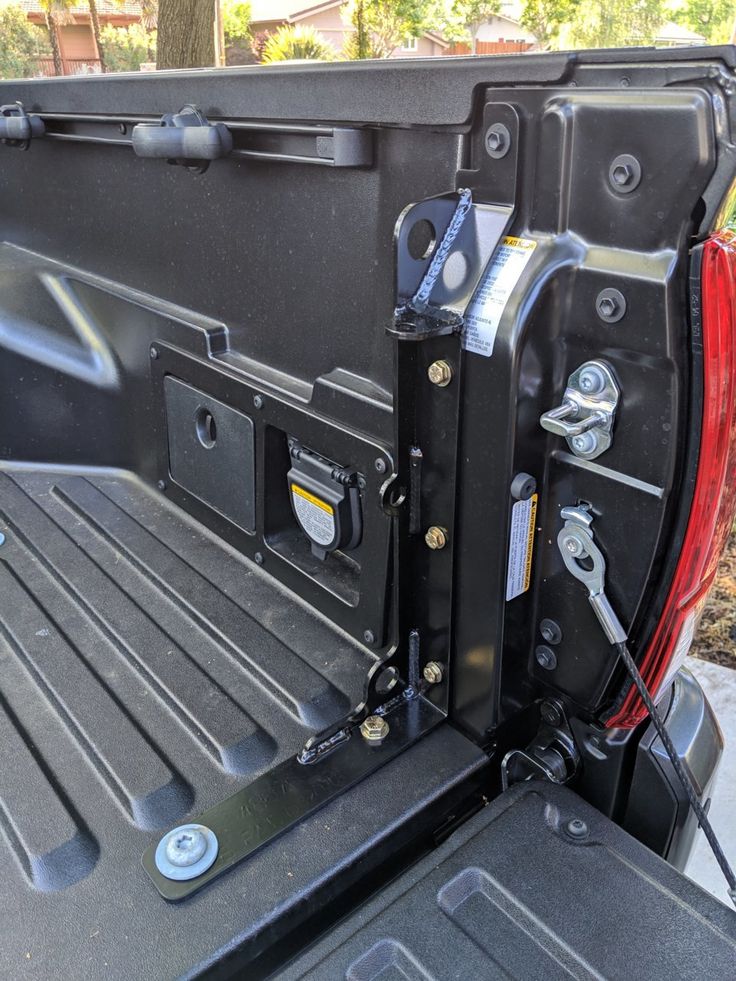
top-left (566, 817), bottom-right (589, 839)
top-left (424, 526), bottom-right (447, 550)
top-left (612, 164), bottom-right (632, 186)
top-left (374, 458), bottom-right (387, 474)
top-left (563, 535), bottom-right (583, 556)
top-left (571, 432), bottom-right (598, 455)
top-left (578, 367), bottom-right (606, 395)
top-left (423, 661), bottom-right (443, 685)
top-left (427, 359), bottom-right (453, 387)
top-left (360, 714), bottom-right (389, 744)
top-left (157, 479), bottom-right (167, 491)
top-left (598, 297), bottom-right (616, 317)
top-left (539, 618), bottom-right (562, 645)
top-left (254, 551), bottom-right (264, 566)
top-left (540, 700), bottom-right (563, 726)
top-left (165, 828), bottom-right (207, 867)
top-left (363, 629), bottom-right (376, 646)
top-left (535, 645), bottom-right (557, 670)
top-left (253, 394), bottom-right (264, 409)
top-left (149, 345), bottom-right (159, 360)
top-left (485, 123), bottom-right (511, 158)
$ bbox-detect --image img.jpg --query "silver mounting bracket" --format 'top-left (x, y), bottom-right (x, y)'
top-left (557, 506), bottom-right (627, 645)
top-left (540, 360), bottom-right (619, 460)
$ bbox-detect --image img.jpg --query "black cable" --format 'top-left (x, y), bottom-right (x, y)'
top-left (614, 641), bottom-right (736, 908)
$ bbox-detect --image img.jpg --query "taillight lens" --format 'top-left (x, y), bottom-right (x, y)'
top-left (606, 230), bottom-right (736, 729)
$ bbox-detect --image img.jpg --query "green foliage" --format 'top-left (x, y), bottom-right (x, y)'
top-left (343, 0), bottom-right (439, 59)
top-left (520, 0), bottom-right (579, 47)
top-left (445, 0), bottom-right (501, 49)
top-left (261, 25), bottom-right (336, 62)
top-left (222, 0), bottom-right (251, 45)
top-left (100, 24), bottom-right (156, 72)
top-left (559, 0), bottom-right (664, 48)
top-left (0, 4), bottom-right (51, 79)
top-left (674, 0), bottom-right (734, 43)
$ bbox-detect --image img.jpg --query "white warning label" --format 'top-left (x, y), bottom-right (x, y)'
top-left (506, 493), bottom-right (538, 601)
top-left (291, 484), bottom-right (335, 547)
top-left (463, 236), bottom-right (537, 358)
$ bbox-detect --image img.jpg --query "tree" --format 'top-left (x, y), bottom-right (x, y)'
top-left (222, 0), bottom-right (251, 45)
top-left (560, 0), bottom-right (664, 48)
top-left (342, 0), bottom-right (439, 59)
top-left (0, 4), bottom-right (51, 79)
top-left (520, 0), bottom-right (579, 48)
top-left (674, 0), bottom-right (734, 43)
top-left (447, 0), bottom-right (501, 53)
top-left (39, 0), bottom-right (73, 75)
top-left (88, 0), bottom-right (106, 71)
top-left (100, 24), bottom-right (156, 72)
top-left (156, 0), bottom-right (215, 69)
top-left (261, 25), bottom-right (335, 62)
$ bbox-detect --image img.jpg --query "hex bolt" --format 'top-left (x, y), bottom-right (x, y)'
top-left (165, 828), bottom-right (207, 867)
top-left (360, 714), bottom-right (389, 745)
top-left (571, 432), bottom-right (598, 455)
top-left (612, 164), bottom-right (632, 187)
top-left (608, 154), bottom-right (641, 194)
top-left (363, 629), bottom-right (376, 646)
top-left (539, 618), bottom-right (563, 645)
top-left (374, 458), bottom-right (387, 474)
top-left (540, 699), bottom-right (564, 727)
top-left (535, 645), bottom-right (558, 670)
top-left (424, 526), bottom-right (448, 550)
top-left (566, 817), bottom-right (589, 839)
top-left (485, 122), bottom-right (511, 159)
top-left (595, 288), bottom-right (627, 323)
top-left (253, 394), bottom-right (264, 409)
top-left (578, 366), bottom-right (606, 395)
top-left (149, 345), bottom-right (159, 360)
top-left (427, 359), bottom-right (453, 387)
top-left (423, 661), bottom-right (444, 685)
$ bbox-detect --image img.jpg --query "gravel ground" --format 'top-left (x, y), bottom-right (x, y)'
top-left (690, 529), bottom-right (736, 670)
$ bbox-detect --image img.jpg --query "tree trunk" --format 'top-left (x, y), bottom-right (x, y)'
top-left (157, 0), bottom-right (216, 69)
top-left (88, 0), bottom-right (106, 72)
top-left (44, 12), bottom-right (63, 75)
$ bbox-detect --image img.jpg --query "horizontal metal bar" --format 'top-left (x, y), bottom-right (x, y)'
top-left (34, 111), bottom-right (337, 136)
top-left (142, 693), bottom-right (443, 900)
top-left (230, 148), bottom-right (335, 166)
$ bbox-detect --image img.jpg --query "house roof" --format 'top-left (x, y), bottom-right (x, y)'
top-left (12, 0), bottom-right (142, 14)
top-left (249, 0), bottom-right (341, 25)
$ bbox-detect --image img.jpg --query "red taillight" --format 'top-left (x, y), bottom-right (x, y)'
top-left (607, 230), bottom-right (736, 729)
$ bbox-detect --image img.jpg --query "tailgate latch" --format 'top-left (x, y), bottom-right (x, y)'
top-left (540, 360), bottom-right (619, 460)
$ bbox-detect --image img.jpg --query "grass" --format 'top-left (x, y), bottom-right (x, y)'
top-left (691, 530), bottom-right (736, 670)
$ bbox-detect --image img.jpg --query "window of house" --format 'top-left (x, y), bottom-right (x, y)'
top-left (401, 36), bottom-right (418, 51)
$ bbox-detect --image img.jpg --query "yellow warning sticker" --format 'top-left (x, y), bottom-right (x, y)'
top-left (290, 484), bottom-right (334, 514)
top-left (291, 483), bottom-right (336, 547)
top-left (506, 493), bottom-right (538, 601)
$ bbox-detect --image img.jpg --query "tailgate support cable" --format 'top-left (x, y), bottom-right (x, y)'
top-left (558, 506), bottom-right (736, 908)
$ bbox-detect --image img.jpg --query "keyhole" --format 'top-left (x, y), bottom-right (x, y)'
top-left (195, 406), bottom-right (217, 449)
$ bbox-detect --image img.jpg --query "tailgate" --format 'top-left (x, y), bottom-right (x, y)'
top-left (283, 782), bottom-right (736, 980)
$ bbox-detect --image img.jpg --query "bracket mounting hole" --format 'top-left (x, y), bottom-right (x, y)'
top-left (407, 219), bottom-right (436, 261)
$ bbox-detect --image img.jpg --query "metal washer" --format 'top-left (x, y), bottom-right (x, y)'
top-left (154, 824), bottom-right (219, 881)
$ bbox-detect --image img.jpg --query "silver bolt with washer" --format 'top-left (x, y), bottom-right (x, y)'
top-left (571, 432), bottom-right (598, 455)
top-left (154, 823), bottom-right (219, 881)
top-left (423, 661), bottom-right (444, 685)
top-left (360, 714), bottom-right (389, 745)
top-left (578, 366), bottom-right (606, 395)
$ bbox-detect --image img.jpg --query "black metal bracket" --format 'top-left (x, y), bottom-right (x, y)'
top-left (142, 690), bottom-right (443, 900)
top-left (0, 102), bottom-right (44, 150)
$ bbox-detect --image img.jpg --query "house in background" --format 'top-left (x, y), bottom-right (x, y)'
top-left (18, 0), bottom-right (142, 76)
top-left (249, 0), bottom-right (449, 58)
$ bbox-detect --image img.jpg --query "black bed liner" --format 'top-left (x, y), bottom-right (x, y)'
top-left (283, 782), bottom-right (736, 981)
top-left (0, 465), bottom-right (487, 976)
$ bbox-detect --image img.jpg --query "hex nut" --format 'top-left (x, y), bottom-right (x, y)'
top-left (539, 618), bottom-right (563, 645)
top-left (424, 526), bottom-right (448, 550)
top-left (427, 359), bottom-right (453, 387)
top-left (360, 714), bottom-right (389, 744)
top-left (423, 661), bottom-right (444, 685)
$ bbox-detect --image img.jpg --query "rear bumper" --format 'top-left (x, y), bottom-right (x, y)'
top-left (623, 666), bottom-right (724, 871)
